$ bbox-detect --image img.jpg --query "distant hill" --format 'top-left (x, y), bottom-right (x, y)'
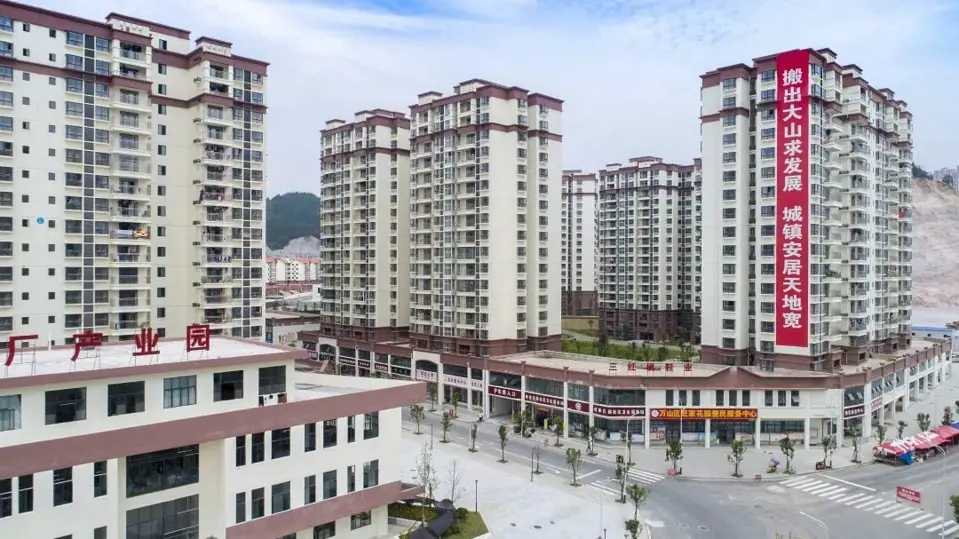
top-left (266, 192), bottom-right (320, 250)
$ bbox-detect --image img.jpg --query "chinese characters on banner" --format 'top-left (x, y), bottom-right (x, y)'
top-left (775, 49), bottom-right (811, 348)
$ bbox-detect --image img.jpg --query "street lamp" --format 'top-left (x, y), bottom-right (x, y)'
top-left (624, 410), bottom-right (644, 466)
top-left (931, 445), bottom-right (949, 538)
top-left (799, 511), bottom-right (830, 539)
top-left (430, 423), bottom-right (434, 450)
top-left (474, 479), bottom-right (478, 513)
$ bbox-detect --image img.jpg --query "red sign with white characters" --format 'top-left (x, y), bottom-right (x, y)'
top-left (775, 49), bottom-right (810, 348)
top-left (567, 400), bottom-right (590, 414)
top-left (525, 391), bottom-right (563, 408)
top-left (593, 405), bottom-right (646, 419)
top-left (488, 385), bottom-right (521, 400)
top-left (896, 486), bottom-right (921, 504)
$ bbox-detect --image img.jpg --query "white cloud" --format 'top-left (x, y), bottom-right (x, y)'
top-left (38, 0), bottom-right (959, 193)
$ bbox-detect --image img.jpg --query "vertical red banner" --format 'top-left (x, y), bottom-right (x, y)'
top-left (775, 50), bottom-right (810, 348)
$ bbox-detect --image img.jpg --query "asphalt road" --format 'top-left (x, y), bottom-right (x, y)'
top-left (405, 407), bottom-right (823, 539)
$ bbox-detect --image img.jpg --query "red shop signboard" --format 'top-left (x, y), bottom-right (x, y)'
top-left (488, 385), bottom-right (521, 400)
top-left (525, 391), bottom-right (563, 408)
top-left (775, 49), bottom-right (811, 348)
top-left (593, 405), bottom-right (646, 419)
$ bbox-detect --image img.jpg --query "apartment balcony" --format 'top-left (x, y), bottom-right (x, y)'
top-left (112, 160), bottom-right (151, 179)
top-left (200, 211), bottom-right (230, 225)
top-left (202, 313), bottom-right (232, 326)
top-left (116, 46), bottom-right (150, 66)
top-left (201, 127), bottom-right (230, 145)
top-left (199, 231), bottom-right (230, 246)
top-left (109, 274), bottom-right (151, 289)
top-left (113, 66), bottom-right (149, 81)
top-left (110, 206), bottom-right (151, 223)
top-left (111, 183), bottom-right (151, 202)
top-left (204, 253), bottom-right (233, 266)
top-left (109, 227), bottom-right (151, 244)
top-left (114, 91), bottom-right (151, 112)
top-left (199, 150), bottom-right (234, 166)
top-left (109, 318), bottom-right (150, 336)
top-left (201, 170), bottom-right (232, 188)
top-left (114, 138), bottom-right (151, 157)
top-left (202, 109), bottom-right (233, 128)
top-left (114, 115), bottom-right (151, 135)
top-left (198, 274), bottom-right (233, 287)
top-left (113, 252), bottom-right (151, 265)
top-left (199, 293), bottom-right (229, 305)
top-left (111, 296), bottom-right (151, 312)
top-left (198, 189), bottom-right (229, 206)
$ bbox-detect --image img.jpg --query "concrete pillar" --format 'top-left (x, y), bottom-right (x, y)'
top-left (803, 417), bottom-right (811, 450)
top-left (836, 417), bottom-right (845, 448)
top-left (562, 380), bottom-right (569, 439)
top-left (587, 384), bottom-right (595, 436)
top-left (861, 385), bottom-right (873, 441)
top-left (482, 368), bottom-right (490, 416)
top-left (437, 364), bottom-right (445, 407)
top-left (644, 417), bottom-right (651, 450)
top-left (704, 419), bottom-right (711, 448)
top-left (466, 365), bottom-right (474, 412)
top-left (754, 417), bottom-right (761, 450)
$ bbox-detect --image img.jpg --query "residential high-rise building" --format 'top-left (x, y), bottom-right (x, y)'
top-left (318, 110), bottom-right (411, 343)
top-left (699, 48), bottom-right (913, 370)
top-left (0, 2), bottom-right (268, 343)
top-left (595, 157), bottom-right (700, 341)
top-left (560, 170), bottom-right (597, 316)
top-left (408, 79), bottom-right (564, 356)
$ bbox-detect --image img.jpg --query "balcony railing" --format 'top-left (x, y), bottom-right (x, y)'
top-left (114, 253), bottom-right (149, 263)
top-left (112, 297), bottom-right (145, 307)
top-left (203, 295), bottom-right (228, 304)
top-left (201, 234), bottom-right (225, 242)
top-left (119, 49), bottom-right (144, 61)
top-left (114, 321), bottom-right (141, 330)
top-left (206, 254), bottom-right (232, 263)
top-left (112, 185), bottom-right (146, 195)
top-left (206, 173), bottom-right (226, 182)
top-left (113, 69), bottom-right (147, 80)
top-left (204, 213), bottom-right (226, 222)
top-left (200, 275), bottom-right (232, 284)
top-left (119, 93), bottom-right (140, 105)
top-left (111, 275), bottom-right (143, 285)
top-left (203, 315), bottom-right (231, 324)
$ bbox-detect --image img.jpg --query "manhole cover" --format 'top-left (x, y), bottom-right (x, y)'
top-left (699, 526), bottom-right (710, 531)
top-left (510, 523), bottom-right (516, 527)
top-left (534, 525), bottom-right (542, 529)
top-left (679, 523), bottom-right (689, 528)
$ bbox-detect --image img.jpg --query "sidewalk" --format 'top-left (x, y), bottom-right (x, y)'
top-left (888, 373), bottom-right (959, 440)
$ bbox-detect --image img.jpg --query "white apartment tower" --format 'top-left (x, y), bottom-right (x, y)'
top-left (408, 80), bottom-right (564, 356)
top-left (560, 170), bottom-right (597, 316)
top-left (595, 157), bottom-right (700, 342)
top-left (700, 48), bottom-right (913, 371)
top-left (318, 110), bottom-right (411, 342)
top-left (0, 2), bottom-right (268, 344)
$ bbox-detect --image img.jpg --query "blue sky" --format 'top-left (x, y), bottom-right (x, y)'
top-left (39, 0), bottom-right (959, 193)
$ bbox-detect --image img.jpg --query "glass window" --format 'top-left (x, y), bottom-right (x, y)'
top-left (45, 387), bottom-right (86, 424)
top-left (363, 412), bottom-right (379, 440)
top-left (0, 394), bottom-right (21, 431)
top-left (235, 436), bottom-right (246, 466)
top-left (93, 461), bottom-right (107, 497)
top-left (351, 511), bottom-right (372, 530)
top-left (742, 391), bottom-right (751, 406)
top-left (363, 460), bottom-right (379, 488)
top-left (304, 423), bottom-right (316, 452)
top-left (107, 381), bottom-right (145, 416)
top-left (778, 390), bottom-right (787, 407)
top-left (322, 470), bottom-right (337, 500)
top-left (313, 522), bottom-right (335, 539)
top-left (214, 370), bottom-right (244, 401)
top-left (347, 416), bottom-right (355, 443)
top-left (125, 495), bottom-right (199, 538)
top-left (715, 390), bottom-right (724, 406)
top-left (304, 475), bottom-right (316, 504)
top-left (270, 481), bottom-right (290, 513)
top-left (271, 428), bottom-right (290, 459)
top-left (0, 478), bottom-right (10, 518)
top-left (126, 445), bottom-right (200, 497)
top-left (251, 487), bottom-right (265, 518)
top-left (53, 467), bottom-right (72, 506)
top-left (258, 365), bottom-right (286, 395)
top-left (347, 465), bottom-right (355, 493)
top-left (764, 390), bottom-right (773, 407)
top-left (323, 419), bottom-right (337, 448)
top-left (235, 492), bottom-right (245, 523)
top-left (16, 474), bottom-right (32, 514)
top-left (163, 376), bottom-right (196, 408)
top-left (252, 432), bottom-right (265, 463)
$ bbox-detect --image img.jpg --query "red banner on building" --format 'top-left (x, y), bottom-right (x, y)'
top-left (775, 49), bottom-right (810, 348)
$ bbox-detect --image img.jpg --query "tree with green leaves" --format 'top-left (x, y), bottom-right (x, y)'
top-left (450, 391), bottom-right (460, 418)
top-left (497, 424), bottom-right (508, 463)
top-left (586, 425), bottom-right (600, 456)
top-left (851, 437), bottom-right (861, 463)
top-left (666, 439), bottom-right (683, 473)
top-left (553, 417), bottom-right (565, 447)
top-left (638, 343), bottom-right (653, 364)
top-left (428, 386), bottom-right (437, 412)
top-left (729, 439), bottom-right (746, 477)
top-left (409, 405), bottom-right (425, 435)
top-left (897, 420), bottom-right (908, 439)
top-left (951, 494), bottom-right (959, 523)
top-left (624, 519), bottom-right (641, 539)
top-left (615, 461), bottom-right (630, 503)
top-left (468, 422), bottom-right (478, 452)
top-left (566, 447), bottom-right (583, 486)
top-left (876, 423), bottom-right (888, 443)
top-left (626, 483), bottom-right (649, 522)
top-left (780, 436), bottom-right (796, 474)
top-left (943, 405), bottom-right (955, 426)
top-left (440, 410), bottom-right (452, 443)
top-left (596, 332), bottom-right (611, 356)
top-left (917, 412), bottom-right (931, 432)
top-left (820, 435), bottom-right (837, 469)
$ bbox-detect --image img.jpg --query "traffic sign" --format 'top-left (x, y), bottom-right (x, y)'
top-left (896, 485), bottom-right (921, 504)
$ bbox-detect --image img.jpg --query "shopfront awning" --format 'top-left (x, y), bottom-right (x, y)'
top-left (874, 430), bottom-right (946, 455)
top-left (931, 425), bottom-right (959, 439)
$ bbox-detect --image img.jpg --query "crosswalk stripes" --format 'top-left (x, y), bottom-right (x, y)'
top-left (625, 468), bottom-right (665, 485)
top-left (778, 476), bottom-right (959, 536)
top-left (585, 468), bottom-right (665, 499)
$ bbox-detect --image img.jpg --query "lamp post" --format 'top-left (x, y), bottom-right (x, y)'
top-left (474, 479), bottom-right (478, 513)
top-left (931, 445), bottom-right (948, 538)
top-left (624, 410), bottom-right (644, 466)
top-left (430, 423), bottom-right (434, 450)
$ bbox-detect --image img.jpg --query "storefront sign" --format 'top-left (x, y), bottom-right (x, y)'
top-left (594, 405), bottom-right (646, 418)
top-left (374, 363), bottom-right (389, 373)
top-left (488, 385), bottom-right (521, 400)
top-left (649, 408), bottom-right (758, 420)
top-left (525, 391), bottom-right (563, 408)
top-left (357, 358), bottom-right (371, 369)
top-left (896, 486), bottom-right (921, 504)
top-left (870, 397), bottom-right (883, 413)
top-left (775, 49), bottom-right (811, 348)
top-left (415, 369), bottom-right (437, 382)
top-left (567, 400), bottom-right (590, 414)
top-left (470, 379), bottom-right (484, 391)
top-left (843, 405), bottom-right (865, 419)
top-left (337, 356), bottom-right (356, 366)
top-left (443, 374), bottom-right (468, 387)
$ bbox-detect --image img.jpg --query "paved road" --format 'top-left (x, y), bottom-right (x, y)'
top-left (406, 407), bottom-right (820, 539)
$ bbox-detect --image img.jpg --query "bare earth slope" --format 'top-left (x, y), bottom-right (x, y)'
top-left (912, 179), bottom-right (959, 307)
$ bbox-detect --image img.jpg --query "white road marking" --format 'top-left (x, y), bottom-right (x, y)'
top-left (864, 500), bottom-right (894, 512)
top-left (904, 513), bottom-right (935, 525)
top-left (645, 520), bottom-right (666, 529)
top-left (857, 499), bottom-right (887, 510)
top-left (821, 475), bottom-right (876, 492)
top-left (835, 493), bottom-right (866, 504)
top-left (940, 522), bottom-right (959, 535)
top-left (627, 469), bottom-right (665, 483)
top-left (915, 515), bottom-right (943, 529)
top-left (796, 480), bottom-right (828, 492)
top-left (826, 490), bottom-right (849, 500)
top-left (812, 485), bottom-right (845, 496)
top-left (782, 477), bottom-right (817, 487)
top-left (925, 520), bottom-right (951, 532)
top-left (851, 496), bottom-right (877, 508)
top-left (874, 505), bottom-right (908, 517)
top-left (894, 509), bottom-right (921, 521)
top-left (804, 484), bottom-right (836, 495)
top-left (579, 469), bottom-right (601, 479)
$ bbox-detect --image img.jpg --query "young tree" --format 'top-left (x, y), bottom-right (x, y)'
top-left (943, 405), bottom-right (955, 426)
top-left (415, 444), bottom-right (440, 522)
top-left (951, 494), bottom-right (959, 523)
top-left (954, 400), bottom-right (959, 418)
top-left (729, 439), bottom-right (746, 477)
top-left (532, 445), bottom-right (542, 475)
top-left (897, 420), bottom-right (908, 439)
top-left (468, 422), bottom-right (478, 453)
top-left (553, 417), bottom-right (565, 447)
top-left (428, 387), bottom-right (437, 412)
top-left (440, 410), bottom-right (453, 443)
top-left (573, 340), bottom-right (582, 354)
top-left (780, 436), bottom-right (796, 474)
top-left (850, 437), bottom-right (861, 464)
top-left (820, 435), bottom-right (837, 468)
top-left (666, 439), bottom-right (683, 473)
top-left (876, 423), bottom-right (888, 443)
top-left (586, 425), bottom-right (600, 456)
top-left (615, 461), bottom-right (630, 503)
top-left (638, 343), bottom-right (653, 364)
top-left (587, 318), bottom-right (595, 335)
top-left (624, 519), bottom-right (642, 539)
top-left (917, 412), bottom-right (931, 432)
top-left (566, 447), bottom-right (583, 486)
top-left (625, 483), bottom-right (649, 522)
top-left (596, 332), bottom-right (610, 357)
top-left (520, 405), bottom-right (533, 437)
top-left (446, 460), bottom-right (464, 506)
top-left (410, 405), bottom-right (425, 435)
top-left (450, 391), bottom-right (460, 418)
top-left (657, 344), bottom-right (669, 362)
top-left (497, 424), bottom-right (508, 463)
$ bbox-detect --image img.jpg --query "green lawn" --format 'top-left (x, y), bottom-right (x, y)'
top-left (445, 512), bottom-right (489, 538)
top-left (394, 507), bottom-right (489, 539)
top-left (389, 502), bottom-right (439, 521)
top-left (561, 338), bottom-right (695, 361)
